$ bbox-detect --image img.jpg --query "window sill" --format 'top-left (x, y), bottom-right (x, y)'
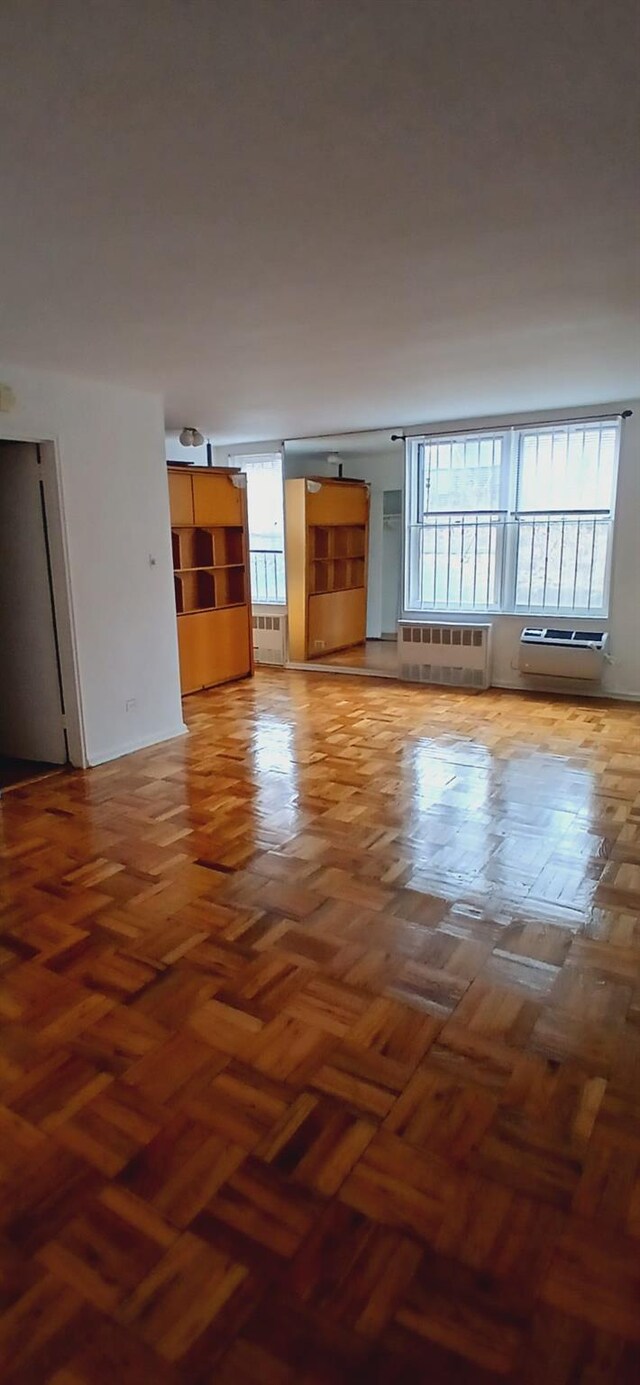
top-left (403, 609), bottom-right (609, 623)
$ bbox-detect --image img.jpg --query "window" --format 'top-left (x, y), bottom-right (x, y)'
top-left (513, 425), bottom-right (618, 614)
top-left (404, 419), bottom-right (620, 616)
top-left (232, 453), bottom-right (286, 603)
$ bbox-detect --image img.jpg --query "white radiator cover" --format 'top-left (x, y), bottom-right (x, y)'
top-left (252, 609), bottom-right (287, 665)
top-left (398, 621), bottom-right (492, 689)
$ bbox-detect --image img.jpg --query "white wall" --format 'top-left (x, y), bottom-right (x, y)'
top-left (1, 363), bottom-right (185, 765)
top-left (232, 404), bottom-right (640, 699)
top-left (282, 454), bottom-right (333, 482)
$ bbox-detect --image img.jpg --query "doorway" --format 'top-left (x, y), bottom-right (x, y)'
top-left (0, 441), bottom-right (69, 790)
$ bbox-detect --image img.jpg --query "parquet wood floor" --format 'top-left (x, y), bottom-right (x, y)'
top-left (1, 669), bottom-right (640, 1382)
top-left (308, 639), bottom-right (399, 674)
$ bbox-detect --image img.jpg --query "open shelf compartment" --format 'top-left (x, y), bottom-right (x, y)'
top-left (193, 528), bottom-right (214, 566)
top-left (348, 556), bottom-right (366, 588)
top-left (172, 528), bottom-right (199, 570)
top-left (216, 568), bottom-right (246, 606)
top-left (311, 526), bottom-right (332, 560)
top-left (332, 558), bottom-right (349, 590)
top-left (312, 560), bottom-right (331, 595)
top-left (211, 526), bottom-right (244, 565)
top-left (175, 570), bottom-right (217, 613)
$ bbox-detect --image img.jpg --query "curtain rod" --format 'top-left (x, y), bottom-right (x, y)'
top-left (391, 409), bottom-right (632, 444)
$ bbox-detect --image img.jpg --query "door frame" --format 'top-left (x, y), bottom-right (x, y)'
top-left (0, 428), bottom-right (86, 767)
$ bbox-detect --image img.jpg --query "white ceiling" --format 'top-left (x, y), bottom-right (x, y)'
top-left (1, 1), bottom-right (638, 443)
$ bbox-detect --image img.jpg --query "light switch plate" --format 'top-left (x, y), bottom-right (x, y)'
top-left (0, 385), bottom-right (16, 412)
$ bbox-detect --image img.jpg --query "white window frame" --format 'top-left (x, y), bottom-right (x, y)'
top-left (405, 430), bottom-right (508, 614)
top-left (404, 418), bottom-right (621, 620)
top-left (231, 452), bottom-right (287, 605)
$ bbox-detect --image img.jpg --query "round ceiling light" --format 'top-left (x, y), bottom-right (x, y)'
top-left (179, 426), bottom-right (205, 447)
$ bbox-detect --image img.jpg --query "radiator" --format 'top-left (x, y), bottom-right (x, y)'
top-left (398, 621), bottom-right (492, 689)
top-left (252, 609), bottom-right (287, 665)
top-left (518, 628), bottom-right (607, 681)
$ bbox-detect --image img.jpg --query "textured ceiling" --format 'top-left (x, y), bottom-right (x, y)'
top-left (1, 0), bottom-right (638, 441)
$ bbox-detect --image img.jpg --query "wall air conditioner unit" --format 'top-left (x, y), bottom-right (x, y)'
top-left (397, 621), bottom-right (492, 689)
top-left (252, 609), bottom-right (287, 665)
top-left (518, 628), bottom-right (607, 681)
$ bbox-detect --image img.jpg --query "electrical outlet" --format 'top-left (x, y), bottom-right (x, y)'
top-left (125, 698), bottom-right (137, 712)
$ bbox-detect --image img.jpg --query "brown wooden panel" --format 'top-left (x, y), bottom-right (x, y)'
top-left (284, 479), bottom-right (308, 663)
top-left (306, 481), bottom-right (368, 526)
top-left (192, 472), bottom-right (244, 527)
top-left (307, 588), bottom-right (366, 657)
top-left (177, 607), bottom-right (252, 694)
top-left (177, 612), bottom-right (211, 694)
top-left (168, 469), bottom-right (193, 526)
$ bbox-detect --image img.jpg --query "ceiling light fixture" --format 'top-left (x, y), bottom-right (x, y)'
top-left (179, 426), bottom-right (205, 447)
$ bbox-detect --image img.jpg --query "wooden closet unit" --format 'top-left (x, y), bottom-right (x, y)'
top-left (168, 465), bottom-right (254, 694)
top-left (285, 477), bottom-right (369, 662)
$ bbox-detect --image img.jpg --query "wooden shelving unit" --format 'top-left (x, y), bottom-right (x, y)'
top-left (285, 477), bottom-right (369, 661)
top-left (167, 466), bottom-right (254, 694)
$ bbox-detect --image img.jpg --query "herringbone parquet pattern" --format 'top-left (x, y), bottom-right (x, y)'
top-left (1, 670), bottom-right (640, 1382)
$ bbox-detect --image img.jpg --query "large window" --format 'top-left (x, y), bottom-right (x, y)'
top-left (405, 419), bottom-right (620, 616)
top-left (233, 452), bottom-right (286, 603)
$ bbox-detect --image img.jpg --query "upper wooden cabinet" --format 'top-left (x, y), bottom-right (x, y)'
top-left (167, 465), bottom-right (254, 694)
top-left (168, 468), bottom-right (194, 526)
top-left (192, 471), bottom-right (244, 527)
top-left (285, 477), bottom-right (369, 662)
top-left (305, 481), bottom-right (368, 527)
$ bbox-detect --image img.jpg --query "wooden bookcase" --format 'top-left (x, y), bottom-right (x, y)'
top-left (285, 477), bottom-right (369, 661)
top-left (167, 465), bottom-right (254, 694)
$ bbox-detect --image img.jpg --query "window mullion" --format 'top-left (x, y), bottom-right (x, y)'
top-left (493, 431), bottom-right (511, 610)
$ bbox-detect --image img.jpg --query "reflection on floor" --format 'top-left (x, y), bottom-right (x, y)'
top-left (0, 754), bottom-right (61, 791)
top-left (312, 637), bottom-right (398, 674)
top-left (1, 668), bottom-right (640, 1379)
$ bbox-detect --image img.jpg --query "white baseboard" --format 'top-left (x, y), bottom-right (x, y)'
top-left (490, 678), bottom-right (640, 703)
top-left (86, 722), bottom-right (188, 767)
top-left (285, 660), bottom-right (397, 680)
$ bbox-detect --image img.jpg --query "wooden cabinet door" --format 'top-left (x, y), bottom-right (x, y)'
top-left (177, 608), bottom-right (251, 693)
top-left (168, 469), bottom-right (194, 525)
top-left (306, 482), bottom-right (368, 526)
top-left (206, 607), bottom-right (252, 683)
top-left (307, 588), bottom-right (366, 656)
top-left (192, 472), bottom-right (244, 526)
top-left (177, 612), bottom-right (210, 694)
